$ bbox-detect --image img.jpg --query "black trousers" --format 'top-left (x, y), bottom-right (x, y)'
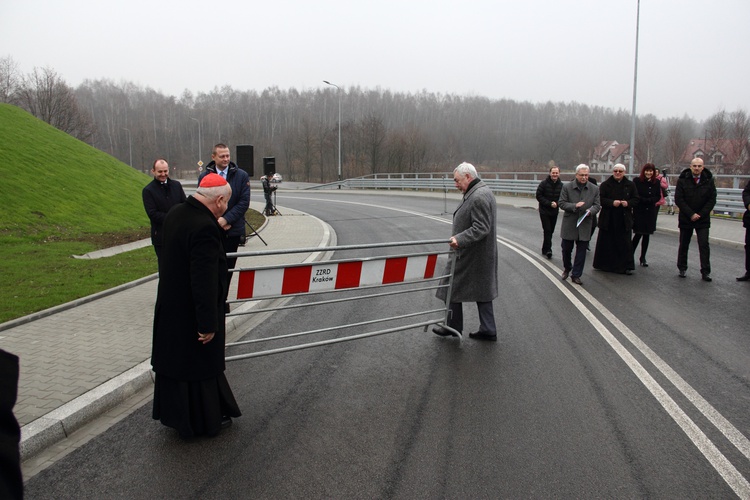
top-left (745, 227), bottom-right (750, 274)
top-left (539, 212), bottom-right (559, 254)
top-left (677, 227), bottom-right (711, 275)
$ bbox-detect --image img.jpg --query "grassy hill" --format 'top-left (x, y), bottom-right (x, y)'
top-left (0, 103), bottom-right (156, 322)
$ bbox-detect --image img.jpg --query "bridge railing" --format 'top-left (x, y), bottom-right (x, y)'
top-left (308, 173), bottom-right (748, 217)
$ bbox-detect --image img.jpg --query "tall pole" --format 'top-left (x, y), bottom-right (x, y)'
top-left (323, 80), bottom-right (342, 186)
top-left (628, 0), bottom-right (641, 176)
top-left (190, 117), bottom-right (202, 165)
top-left (122, 128), bottom-right (132, 168)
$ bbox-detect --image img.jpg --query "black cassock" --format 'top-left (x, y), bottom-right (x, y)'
top-left (151, 197), bottom-right (241, 438)
top-left (593, 176), bottom-right (639, 273)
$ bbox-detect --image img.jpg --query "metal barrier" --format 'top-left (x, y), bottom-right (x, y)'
top-left (224, 240), bottom-right (460, 361)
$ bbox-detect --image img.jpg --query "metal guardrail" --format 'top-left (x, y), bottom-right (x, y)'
top-left (308, 173), bottom-right (747, 217)
top-left (224, 240), bottom-right (459, 360)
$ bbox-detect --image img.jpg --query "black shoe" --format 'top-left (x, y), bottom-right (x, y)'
top-left (220, 416), bottom-right (233, 429)
top-left (701, 274), bottom-right (712, 282)
top-left (561, 269), bottom-right (570, 280)
top-left (737, 274), bottom-right (750, 282)
top-left (571, 276), bottom-right (583, 285)
top-left (545, 251), bottom-right (552, 259)
top-left (639, 258), bottom-right (648, 267)
top-left (678, 270), bottom-right (686, 278)
top-left (432, 326), bottom-right (458, 337)
top-left (624, 269), bottom-right (633, 275)
top-left (468, 331), bottom-right (497, 342)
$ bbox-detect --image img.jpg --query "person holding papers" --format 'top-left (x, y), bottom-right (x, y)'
top-left (558, 164), bottom-right (600, 285)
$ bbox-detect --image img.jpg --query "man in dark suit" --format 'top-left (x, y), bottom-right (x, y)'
top-left (151, 173), bottom-right (241, 439)
top-left (142, 158), bottom-right (186, 268)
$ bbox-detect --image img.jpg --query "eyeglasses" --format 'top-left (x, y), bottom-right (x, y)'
top-left (613, 170), bottom-right (625, 173)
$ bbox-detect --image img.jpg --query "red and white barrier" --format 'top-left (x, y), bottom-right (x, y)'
top-left (237, 254), bottom-right (438, 300)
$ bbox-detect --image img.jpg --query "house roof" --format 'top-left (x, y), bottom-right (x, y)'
top-left (592, 140), bottom-right (629, 162)
top-left (681, 138), bottom-right (743, 164)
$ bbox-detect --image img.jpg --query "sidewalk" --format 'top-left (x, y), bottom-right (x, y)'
top-left (0, 202), bottom-right (332, 461)
top-left (3, 192), bottom-right (745, 464)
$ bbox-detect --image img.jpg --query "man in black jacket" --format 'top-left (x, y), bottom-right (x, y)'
top-left (675, 157), bottom-right (717, 281)
top-left (737, 179), bottom-right (750, 282)
top-left (142, 158), bottom-right (186, 268)
top-left (535, 163), bottom-right (562, 259)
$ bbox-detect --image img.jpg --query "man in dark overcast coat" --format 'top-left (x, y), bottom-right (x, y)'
top-left (434, 162), bottom-right (499, 341)
top-left (142, 158), bottom-right (186, 268)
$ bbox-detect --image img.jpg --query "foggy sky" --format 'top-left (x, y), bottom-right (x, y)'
top-left (2, 0), bottom-right (748, 121)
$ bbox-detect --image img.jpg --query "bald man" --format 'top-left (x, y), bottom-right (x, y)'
top-left (675, 157), bottom-right (717, 281)
top-left (142, 158), bottom-right (186, 267)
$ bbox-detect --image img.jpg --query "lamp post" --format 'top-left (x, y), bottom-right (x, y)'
top-left (323, 80), bottom-right (342, 186)
top-left (190, 117), bottom-right (202, 166)
top-left (627, 0), bottom-right (641, 176)
top-left (122, 128), bottom-right (132, 168)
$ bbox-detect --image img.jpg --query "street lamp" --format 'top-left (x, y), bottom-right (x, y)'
top-left (627, 0), bottom-right (641, 176)
top-left (323, 80), bottom-right (342, 186)
top-left (190, 117), bottom-right (202, 166)
top-left (122, 128), bottom-right (132, 168)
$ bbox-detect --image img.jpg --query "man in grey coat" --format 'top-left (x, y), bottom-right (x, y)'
top-left (558, 164), bottom-right (601, 285)
top-left (434, 162), bottom-right (499, 341)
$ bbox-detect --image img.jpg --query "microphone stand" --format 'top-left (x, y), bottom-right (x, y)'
top-left (244, 218), bottom-right (268, 246)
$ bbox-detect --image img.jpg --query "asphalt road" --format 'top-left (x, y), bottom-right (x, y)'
top-left (24, 192), bottom-right (750, 498)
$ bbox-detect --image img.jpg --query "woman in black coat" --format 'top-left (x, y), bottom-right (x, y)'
top-left (632, 163), bottom-right (661, 266)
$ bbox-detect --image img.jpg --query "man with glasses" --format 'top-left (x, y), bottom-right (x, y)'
top-left (558, 164), bottom-right (600, 285)
top-left (675, 157), bottom-right (716, 281)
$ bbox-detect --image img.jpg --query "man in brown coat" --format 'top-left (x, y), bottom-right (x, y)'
top-left (434, 162), bottom-right (499, 341)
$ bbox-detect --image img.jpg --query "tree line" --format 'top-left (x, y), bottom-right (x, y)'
top-left (2, 56), bottom-right (748, 181)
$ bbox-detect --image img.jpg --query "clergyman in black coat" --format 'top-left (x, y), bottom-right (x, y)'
top-left (151, 172), bottom-right (241, 439)
top-left (142, 158), bottom-right (186, 266)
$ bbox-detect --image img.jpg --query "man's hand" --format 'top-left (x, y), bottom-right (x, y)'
top-left (217, 217), bottom-right (231, 231)
top-left (575, 201), bottom-right (585, 208)
top-left (691, 213), bottom-right (701, 222)
top-left (551, 201), bottom-right (557, 209)
top-left (449, 236), bottom-right (458, 249)
top-left (198, 332), bottom-right (215, 344)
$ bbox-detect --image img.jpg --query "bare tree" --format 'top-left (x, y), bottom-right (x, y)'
top-left (0, 55), bottom-right (20, 104)
top-left (634, 114), bottom-right (662, 165)
top-left (16, 66), bottom-right (92, 141)
top-left (665, 118), bottom-right (692, 170)
top-left (728, 109), bottom-right (750, 173)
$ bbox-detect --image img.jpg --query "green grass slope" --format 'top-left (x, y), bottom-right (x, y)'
top-left (0, 103), bottom-right (156, 322)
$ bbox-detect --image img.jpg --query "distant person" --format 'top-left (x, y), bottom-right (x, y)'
top-left (535, 162), bottom-right (562, 259)
top-left (0, 349), bottom-right (22, 500)
top-left (587, 176), bottom-right (599, 250)
top-left (593, 163), bottom-right (639, 274)
top-left (262, 173), bottom-right (277, 216)
top-left (737, 179), bottom-right (750, 282)
top-left (151, 173), bottom-right (241, 439)
top-left (142, 158), bottom-right (186, 267)
top-left (632, 163), bottom-right (661, 267)
top-left (654, 167), bottom-right (670, 218)
top-left (434, 162), bottom-right (498, 342)
top-left (658, 168), bottom-right (675, 215)
top-left (675, 157), bottom-right (716, 281)
top-left (199, 144), bottom-right (251, 312)
top-left (558, 164), bottom-right (600, 285)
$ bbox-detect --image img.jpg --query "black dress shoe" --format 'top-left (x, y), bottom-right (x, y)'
top-left (432, 326), bottom-right (458, 337)
top-left (220, 416), bottom-right (233, 429)
top-left (701, 274), bottom-right (712, 282)
top-left (561, 269), bottom-right (570, 280)
top-left (545, 251), bottom-right (552, 259)
top-left (678, 270), bottom-right (686, 278)
top-left (737, 274), bottom-right (750, 282)
top-left (624, 269), bottom-right (633, 275)
top-left (639, 258), bottom-right (648, 267)
top-left (468, 331), bottom-right (497, 342)
top-left (571, 276), bottom-right (583, 285)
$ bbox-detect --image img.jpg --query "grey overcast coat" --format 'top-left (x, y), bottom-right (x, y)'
top-left (437, 179), bottom-right (498, 303)
top-left (558, 180), bottom-right (601, 241)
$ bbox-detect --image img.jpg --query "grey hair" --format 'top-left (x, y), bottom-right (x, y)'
top-left (195, 184), bottom-right (231, 200)
top-left (454, 162), bottom-right (478, 179)
top-left (575, 164), bottom-right (590, 173)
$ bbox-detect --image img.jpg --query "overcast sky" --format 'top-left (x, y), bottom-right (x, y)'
top-left (2, 0), bottom-right (747, 122)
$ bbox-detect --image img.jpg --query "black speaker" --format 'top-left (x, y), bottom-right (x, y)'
top-left (236, 145), bottom-right (254, 177)
top-left (263, 157), bottom-right (276, 177)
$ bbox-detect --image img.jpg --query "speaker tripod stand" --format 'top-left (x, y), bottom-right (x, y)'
top-left (264, 189), bottom-right (282, 216)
